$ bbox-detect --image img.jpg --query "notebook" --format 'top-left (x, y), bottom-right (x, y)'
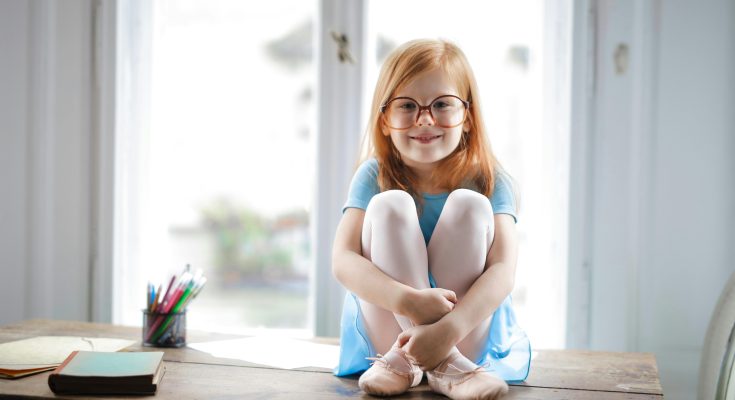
top-left (0, 336), bottom-right (136, 379)
top-left (48, 351), bottom-right (165, 395)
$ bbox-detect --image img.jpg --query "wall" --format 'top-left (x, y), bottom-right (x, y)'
top-left (0, 0), bottom-right (30, 324)
top-left (646, 0), bottom-right (735, 397)
top-left (582, 0), bottom-right (735, 399)
top-left (0, 0), bottom-right (94, 324)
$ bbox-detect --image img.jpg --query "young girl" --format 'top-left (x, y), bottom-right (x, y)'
top-left (332, 39), bottom-right (531, 399)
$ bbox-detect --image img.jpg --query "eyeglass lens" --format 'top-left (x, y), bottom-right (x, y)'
top-left (384, 95), bottom-right (466, 129)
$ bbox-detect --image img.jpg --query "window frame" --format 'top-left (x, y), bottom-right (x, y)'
top-left (94, 0), bottom-right (584, 343)
top-left (94, 0), bottom-right (369, 336)
top-left (312, 0), bottom-right (369, 336)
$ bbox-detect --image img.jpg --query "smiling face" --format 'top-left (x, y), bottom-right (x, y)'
top-left (382, 68), bottom-right (469, 172)
top-left (366, 39), bottom-right (497, 198)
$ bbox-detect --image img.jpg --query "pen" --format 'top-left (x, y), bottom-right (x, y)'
top-left (150, 278), bottom-right (201, 343)
top-left (145, 266), bottom-right (206, 344)
top-left (159, 275), bottom-right (176, 311)
top-left (180, 277), bottom-right (207, 309)
top-left (145, 272), bottom-right (192, 341)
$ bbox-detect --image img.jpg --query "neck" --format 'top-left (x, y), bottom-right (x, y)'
top-left (404, 161), bottom-right (446, 194)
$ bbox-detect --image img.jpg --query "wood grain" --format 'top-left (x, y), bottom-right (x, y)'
top-left (521, 349), bottom-right (663, 395)
top-left (0, 320), bottom-right (664, 399)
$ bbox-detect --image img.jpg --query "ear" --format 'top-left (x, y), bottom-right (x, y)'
top-left (381, 121), bottom-right (391, 136)
top-left (463, 119), bottom-right (471, 133)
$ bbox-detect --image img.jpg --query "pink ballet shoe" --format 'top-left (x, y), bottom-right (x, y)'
top-left (427, 353), bottom-right (509, 400)
top-left (358, 347), bottom-right (423, 396)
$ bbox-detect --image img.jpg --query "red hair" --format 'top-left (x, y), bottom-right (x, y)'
top-left (360, 39), bottom-right (499, 201)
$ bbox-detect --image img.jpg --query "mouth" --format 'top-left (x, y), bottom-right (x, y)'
top-left (409, 135), bottom-right (442, 144)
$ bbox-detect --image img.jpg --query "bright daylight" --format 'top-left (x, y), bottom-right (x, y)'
top-left (1, 1), bottom-right (734, 399)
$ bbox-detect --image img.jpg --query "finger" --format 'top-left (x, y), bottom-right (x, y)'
top-left (443, 289), bottom-right (457, 303)
top-left (397, 331), bottom-right (411, 348)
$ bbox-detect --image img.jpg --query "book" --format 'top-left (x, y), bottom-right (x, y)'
top-left (0, 365), bottom-right (57, 379)
top-left (48, 351), bottom-right (165, 395)
top-left (0, 336), bottom-right (135, 379)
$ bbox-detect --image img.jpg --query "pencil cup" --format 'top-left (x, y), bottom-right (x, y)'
top-left (142, 310), bottom-right (186, 348)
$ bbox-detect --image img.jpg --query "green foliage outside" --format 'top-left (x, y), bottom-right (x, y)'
top-left (200, 199), bottom-right (309, 283)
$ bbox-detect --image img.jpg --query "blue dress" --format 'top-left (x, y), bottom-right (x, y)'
top-left (333, 159), bottom-right (531, 382)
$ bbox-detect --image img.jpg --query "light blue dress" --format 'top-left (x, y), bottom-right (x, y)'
top-left (333, 159), bottom-right (531, 382)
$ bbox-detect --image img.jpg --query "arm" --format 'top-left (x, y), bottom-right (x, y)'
top-left (332, 208), bottom-right (457, 323)
top-left (440, 213), bottom-right (518, 342)
top-left (399, 213), bottom-right (518, 368)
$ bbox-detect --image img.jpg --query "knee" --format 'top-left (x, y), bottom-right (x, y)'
top-left (365, 190), bottom-right (417, 224)
top-left (444, 189), bottom-right (493, 224)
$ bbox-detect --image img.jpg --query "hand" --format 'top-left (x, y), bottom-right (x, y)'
top-left (401, 288), bottom-right (457, 326)
top-left (397, 321), bottom-right (457, 371)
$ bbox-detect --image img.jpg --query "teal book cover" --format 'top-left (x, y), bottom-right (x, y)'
top-left (48, 351), bottom-right (165, 395)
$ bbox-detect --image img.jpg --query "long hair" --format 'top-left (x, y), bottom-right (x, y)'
top-left (360, 39), bottom-right (499, 201)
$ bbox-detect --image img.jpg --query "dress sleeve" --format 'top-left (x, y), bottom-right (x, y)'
top-left (342, 159), bottom-right (381, 213)
top-left (490, 172), bottom-right (518, 223)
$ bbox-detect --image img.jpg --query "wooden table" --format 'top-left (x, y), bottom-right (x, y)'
top-left (0, 320), bottom-right (663, 399)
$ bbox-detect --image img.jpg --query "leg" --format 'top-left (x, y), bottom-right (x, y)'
top-left (428, 189), bottom-right (495, 361)
top-left (357, 191), bottom-right (428, 396)
top-left (426, 189), bottom-right (508, 399)
top-left (359, 190), bottom-right (430, 354)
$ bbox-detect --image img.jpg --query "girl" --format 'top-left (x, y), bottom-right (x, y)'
top-left (332, 39), bottom-right (531, 399)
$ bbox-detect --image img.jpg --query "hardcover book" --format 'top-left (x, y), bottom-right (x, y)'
top-left (48, 351), bottom-right (165, 395)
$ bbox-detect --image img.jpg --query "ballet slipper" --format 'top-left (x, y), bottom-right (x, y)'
top-left (358, 347), bottom-right (423, 396)
top-left (427, 352), bottom-right (509, 400)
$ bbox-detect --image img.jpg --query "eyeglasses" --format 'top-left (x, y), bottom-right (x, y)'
top-left (380, 95), bottom-right (470, 130)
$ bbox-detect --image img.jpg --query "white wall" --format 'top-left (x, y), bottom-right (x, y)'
top-left (647, 0), bottom-right (735, 397)
top-left (581, 0), bottom-right (735, 399)
top-left (0, 0), bottom-right (94, 325)
top-left (0, 0), bottom-right (30, 324)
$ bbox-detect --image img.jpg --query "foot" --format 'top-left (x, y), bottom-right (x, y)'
top-left (358, 347), bottom-right (423, 396)
top-left (427, 351), bottom-right (508, 400)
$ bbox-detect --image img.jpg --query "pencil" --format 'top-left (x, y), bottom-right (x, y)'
top-left (151, 284), bottom-right (162, 312)
top-left (144, 266), bottom-right (206, 344)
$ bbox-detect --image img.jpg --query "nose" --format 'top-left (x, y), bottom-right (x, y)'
top-left (416, 109), bottom-right (434, 126)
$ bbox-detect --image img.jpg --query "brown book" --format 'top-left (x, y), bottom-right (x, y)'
top-left (48, 351), bottom-right (165, 395)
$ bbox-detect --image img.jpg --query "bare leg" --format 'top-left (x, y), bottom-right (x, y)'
top-left (428, 189), bottom-right (495, 361)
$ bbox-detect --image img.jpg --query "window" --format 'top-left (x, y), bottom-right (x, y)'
top-left (365, 0), bottom-right (568, 348)
top-left (115, 0), bottom-right (570, 347)
top-left (116, 0), bottom-right (316, 336)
